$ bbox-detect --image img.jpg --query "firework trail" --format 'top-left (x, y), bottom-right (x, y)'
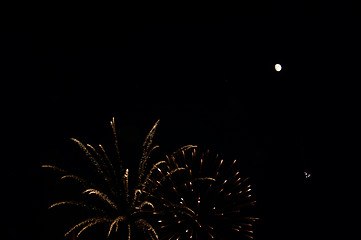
top-left (145, 148), bottom-right (258, 240)
top-left (43, 119), bottom-right (258, 239)
top-left (43, 118), bottom-right (163, 240)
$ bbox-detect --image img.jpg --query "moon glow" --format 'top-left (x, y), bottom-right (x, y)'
top-left (275, 64), bottom-right (282, 72)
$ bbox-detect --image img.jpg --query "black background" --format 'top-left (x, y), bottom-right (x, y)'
top-left (2, 2), bottom-right (358, 240)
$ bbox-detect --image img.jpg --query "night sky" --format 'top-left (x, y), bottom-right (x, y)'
top-left (2, 2), bottom-right (358, 240)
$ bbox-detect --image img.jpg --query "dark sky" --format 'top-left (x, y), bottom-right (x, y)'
top-left (2, 2), bottom-right (358, 240)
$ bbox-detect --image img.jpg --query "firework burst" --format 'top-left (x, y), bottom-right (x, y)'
top-left (43, 118), bottom-right (164, 240)
top-left (145, 148), bottom-right (259, 239)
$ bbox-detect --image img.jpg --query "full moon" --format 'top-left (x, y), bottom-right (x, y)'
top-left (275, 64), bottom-right (282, 72)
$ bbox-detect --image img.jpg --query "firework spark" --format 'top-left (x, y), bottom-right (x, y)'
top-left (43, 118), bottom-right (163, 240)
top-left (43, 118), bottom-right (258, 239)
top-left (146, 148), bottom-right (258, 239)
